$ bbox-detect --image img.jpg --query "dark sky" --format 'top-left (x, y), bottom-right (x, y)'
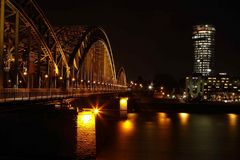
top-left (37, 0), bottom-right (240, 81)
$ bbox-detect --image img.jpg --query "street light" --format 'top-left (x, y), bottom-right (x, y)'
top-left (148, 85), bottom-right (153, 90)
top-left (93, 108), bottom-right (99, 115)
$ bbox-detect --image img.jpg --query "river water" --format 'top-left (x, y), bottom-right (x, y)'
top-left (0, 108), bottom-right (240, 160)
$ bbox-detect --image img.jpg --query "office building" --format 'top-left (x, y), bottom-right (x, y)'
top-left (185, 73), bottom-right (240, 103)
top-left (193, 25), bottom-right (215, 76)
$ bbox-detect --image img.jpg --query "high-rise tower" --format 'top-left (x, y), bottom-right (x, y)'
top-left (193, 24), bottom-right (215, 76)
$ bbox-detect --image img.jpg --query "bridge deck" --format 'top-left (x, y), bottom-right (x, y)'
top-left (0, 88), bottom-right (123, 103)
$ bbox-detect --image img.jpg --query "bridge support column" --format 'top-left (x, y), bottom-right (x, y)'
top-left (0, 0), bottom-right (5, 89)
top-left (119, 97), bottom-right (128, 119)
top-left (66, 67), bottom-right (70, 89)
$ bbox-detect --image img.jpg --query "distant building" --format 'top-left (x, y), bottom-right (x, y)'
top-left (185, 74), bottom-right (204, 99)
top-left (193, 24), bottom-right (216, 76)
top-left (203, 73), bottom-right (240, 102)
top-left (185, 73), bottom-right (240, 103)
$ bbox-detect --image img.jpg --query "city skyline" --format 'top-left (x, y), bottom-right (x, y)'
top-left (37, 0), bottom-right (240, 81)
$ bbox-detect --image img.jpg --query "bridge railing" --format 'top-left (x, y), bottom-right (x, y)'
top-left (0, 88), bottom-right (127, 103)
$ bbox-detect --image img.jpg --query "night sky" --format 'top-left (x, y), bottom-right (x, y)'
top-left (37, 0), bottom-right (240, 81)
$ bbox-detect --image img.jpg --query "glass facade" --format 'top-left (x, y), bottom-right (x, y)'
top-left (193, 25), bottom-right (215, 76)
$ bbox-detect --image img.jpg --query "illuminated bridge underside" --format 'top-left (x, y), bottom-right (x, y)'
top-left (0, 0), bottom-right (127, 101)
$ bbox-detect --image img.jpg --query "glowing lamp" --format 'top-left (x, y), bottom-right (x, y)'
top-left (148, 85), bottom-right (153, 90)
top-left (93, 108), bottom-right (99, 115)
top-left (120, 98), bottom-right (128, 110)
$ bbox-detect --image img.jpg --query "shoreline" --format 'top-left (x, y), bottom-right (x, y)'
top-left (128, 99), bottom-right (240, 114)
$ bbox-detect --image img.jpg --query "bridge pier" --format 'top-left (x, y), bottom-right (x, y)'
top-left (119, 97), bottom-right (128, 119)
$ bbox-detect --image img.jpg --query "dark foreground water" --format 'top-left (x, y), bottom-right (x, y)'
top-left (0, 108), bottom-right (240, 160)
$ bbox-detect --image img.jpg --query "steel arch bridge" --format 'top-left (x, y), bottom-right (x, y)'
top-left (0, 0), bottom-right (127, 102)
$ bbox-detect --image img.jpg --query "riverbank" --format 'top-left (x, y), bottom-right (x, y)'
top-left (1, 92), bottom-right (240, 114)
top-left (128, 98), bottom-right (240, 114)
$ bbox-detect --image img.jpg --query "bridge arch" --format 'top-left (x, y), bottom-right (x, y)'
top-left (57, 26), bottom-right (117, 90)
top-left (117, 67), bottom-right (127, 86)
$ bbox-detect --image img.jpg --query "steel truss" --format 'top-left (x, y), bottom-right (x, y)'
top-left (0, 0), bottom-right (127, 92)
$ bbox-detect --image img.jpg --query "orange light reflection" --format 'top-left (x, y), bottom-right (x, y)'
top-left (122, 120), bottom-right (133, 131)
top-left (119, 115), bottom-right (135, 135)
top-left (158, 112), bottom-right (171, 125)
top-left (178, 113), bottom-right (190, 126)
top-left (228, 113), bottom-right (238, 126)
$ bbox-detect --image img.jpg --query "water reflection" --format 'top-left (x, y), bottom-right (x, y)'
top-left (119, 120), bottom-right (134, 134)
top-left (120, 110), bottom-right (128, 119)
top-left (178, 113), bottom-right (190, 126)
top-left (158, 112), bottom-right (171, 125)
top-left (228, 113), bottom-right (238, 127)
top-left (118, 114), bottom-right (137, 135)
top-left (2, 110), bottom-right (240, 160)
top-left (227, 113), bottom-right (239, 151)
top-left (76, 111), bottom-right (96, 159)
